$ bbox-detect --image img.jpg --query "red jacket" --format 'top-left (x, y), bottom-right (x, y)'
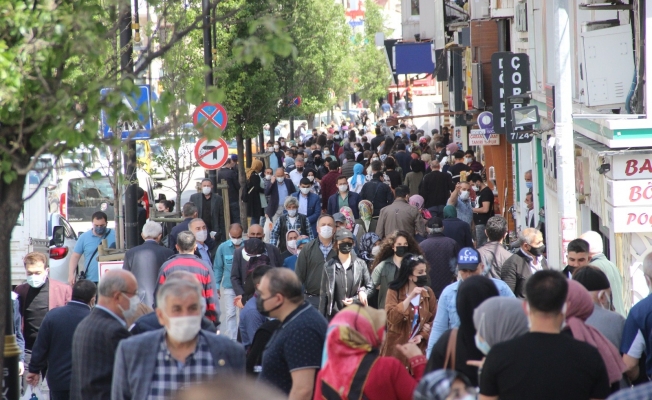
top-left (320, 170), bottom-right (341, 210)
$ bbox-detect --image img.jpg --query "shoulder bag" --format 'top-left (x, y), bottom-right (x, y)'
top-left (443, 328), bottom-right (459, 370)
top-left (77, 229), bottom-right (111, 281)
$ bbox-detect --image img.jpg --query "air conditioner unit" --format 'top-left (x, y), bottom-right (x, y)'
top-left (472, 63), bottom-right (485, 109)
top-left (470, 0), bottom-right (490, 19)
top-left (578, 24), bottom-right (634, 107)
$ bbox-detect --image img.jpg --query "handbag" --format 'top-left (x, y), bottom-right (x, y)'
top-left (77, 229), bottom-right (111, 281)
top-left (443, 328), bottom-right (458, 370)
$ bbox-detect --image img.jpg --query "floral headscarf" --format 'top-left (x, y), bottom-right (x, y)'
top-left (339, 206), bottom-right (356, 231)
top-left (358, 232), bottom-right (380, 262)
top-left (358, 200), bottom-right (373, 231)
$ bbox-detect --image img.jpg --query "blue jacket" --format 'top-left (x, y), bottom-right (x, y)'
top-left (30, 301), bottom-right (91, 391)
top-left (327, 191), bottom-right (361, 219)
top-left (291, 191), bottom-right (321, 237)
top-left (112, 329), bottom-right (245, 400)
top-left (265, 180), bottom-right (296, 218)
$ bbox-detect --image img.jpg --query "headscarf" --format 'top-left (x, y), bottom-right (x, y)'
top-left (339, 206), bottom-right (355, 231)
top-left (414, 370), bottom-right (476, 400)
top-left (565, 280), bottom-right (627, 384)
top-left (358, 200), bottom-right (373, 231)
top-left (319, 305), bottom-right (386, 399)
top-left (473, 297), bottom-right (528, 348)
top-left (409, 195), bottom-right (432, 220)
top-left (351, 163), bottom-right (365, 189)
top-left (446, 143), bottom-right (459, 154)
top-left (285, 229), bottom-right (300, 255)
top-left (246, 159), bottom-right (263, 180)
top-left (443, 205), bottom-right (457, 219)
top-left (358, 233), bottom-right (380, 262)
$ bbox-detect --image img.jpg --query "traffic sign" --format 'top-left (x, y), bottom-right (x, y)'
top-left (193, 102), bottom-right (228, 132)
top-left (100, 85), bottom-right (153, 140)
top-left (291, 96), bottom-right (302, 107)
top-left (194, 138), bottom-right (229, 170)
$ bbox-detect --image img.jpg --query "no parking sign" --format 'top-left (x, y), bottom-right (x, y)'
top-left (193, 102), bottom-right (228, 132)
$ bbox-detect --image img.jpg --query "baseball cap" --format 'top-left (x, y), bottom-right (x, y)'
top-left (427, 216), bottom-right (444, 229)
top-left (332, 213), bottom-right (346, 224)
top-left (457, 247), bottom-right (480, 270)
top-left (335, 229), bottom-right (354, 241)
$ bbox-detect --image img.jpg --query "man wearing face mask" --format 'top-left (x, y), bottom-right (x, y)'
top-left (291, 178), bottom-right (321, 237)
top-left (573, 266), bottom-right (625, 350)
top-left (190, 179), bottom-right (225, 243)
top-left (189, 218), bottom-right (218, 265)
top-left (376, 185), bottom-right (423, 239)
top-left (257, 268), bottom-right (328, 397)
top-left (447, 181), bottom-right (474, 226)
top-left (524, 169), bottom-right (533, 193)
top-left (500, 228), bottom-right (548, 299)
top-left (71, 269), bottom-right (138, 400)
top-left (289, 158), bottom-right (305, 188)
top-left (16, 252), bottom-right (72, 391)
top-left (269, 197), bottom-right (314, 254)
top-left (112, 278), bottom-right (245, 400)
top-left (327, 176), bottom-right (362, 219)
top-left (156, 231), bottom-right (219, 327)
top-left (427, 247), bottom-right (514, 357)
top-left (214, 223), bottom-right (245, 340)
top-left (296, 215), bottom-right (338, 309)
top-left (68, 211), bottom-right (116, 285)
top-left (264, 167), bottom-right (297, 229)
top-left (418, 217), bottom-right (459, 299)
top-left (479, 270), bottom-right (610, 400)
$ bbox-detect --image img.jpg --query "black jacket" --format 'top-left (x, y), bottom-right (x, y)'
top-left (123, 240), bottom-right (174, 307)
top-left (230, 242), bottom-right (283, 297)
top-left (189, 192), bottom-right (226, 242)
top-left (29, 301), bottom-right (91, 391)
top-left (420, 171), bottom-right (455, 208)
top-left (443, 217), bottom-right (474, 249)
top-left (168, 217), bottom-right (192, 251)
top-left (501, 249), bottom-right (549, 298)
top-left (218, 166), bottom-right (241, 203)
top-left (319, 255), bottom-right (373, 319)
top-left (264, 180), bottom-right (296, 218)
top-left (246, 173), bottom-right (265, 219)
top-left (359, 179), bottom-right (394, 217)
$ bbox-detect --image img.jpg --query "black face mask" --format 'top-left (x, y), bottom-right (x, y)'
top-left (414, 275), bottom-right (428, 287)
top-left (339, 243), bottom-right (353, 254)
top-left (297, 167), bottom-right (304, 172)
top-left (256, 292), bottom-right (283, 317)
top-left (395, 246), bottom-right (408, 257)
top-left (314, 158), bottom-right (322, 165)
top-left (529, 244), bottom-right (546, 257)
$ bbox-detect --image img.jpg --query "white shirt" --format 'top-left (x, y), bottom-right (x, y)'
top-left (521, 249), bottom-right (543, 274)
top-left (289, 169), bottom-right (303, 188)
top-left (298, 194), bottom-right (308, 215)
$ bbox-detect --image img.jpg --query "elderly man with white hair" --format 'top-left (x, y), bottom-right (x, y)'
top-left (580, 231), bottom-right (625, 316)
top-left (500, 228), bottom-right (548, 298)
top-left (123, 221), bottom-right (174, 308)
top-left (112, 277), bottom-right (245, 400)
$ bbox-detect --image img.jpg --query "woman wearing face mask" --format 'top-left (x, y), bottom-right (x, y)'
top-left (269, 197), bottom-right (314, 254)
top-left (427, 275), bottom-right (498, 387)
top-left (302, 167), bottom-right (321, 196)
top-left (370, 231), bottom-right (424, 309)
top-left (472, 297), bottom-right (529, 362)
top-left (272, 140), bottom-right (285, 170)
top-left (318, 229), bottom-right (373, 320)
top-left (245, 159), bottom-right (266, 225)
top-left (408, 195), bottom-right (431, 243)
top-left (365, 152), bottom-right (381, 177)
top-left (282, 236), bottom-right (309, 272)
top-left (380, 137), bottom-right (394, 162)
top-left (382, 254), bottom-right (437, 368)
top-left (358, 200), bottom-right (377, 234)
top-left (157, 199), bottom-right (177, 244)
top-left (348, 163), bottom-right (366, 194)
top-left (279, 229), bottom-right (300, 262)
top-left (314, 304), bottom-right (428, 400)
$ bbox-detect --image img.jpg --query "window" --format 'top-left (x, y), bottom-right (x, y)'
top-left (67, 177), bottom-right (114, 208)
top-left (411, 0), bottom-right (420, 15)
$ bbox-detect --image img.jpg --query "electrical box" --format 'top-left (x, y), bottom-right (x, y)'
top-left (472, 63), bottom-right (486, 109)
top-left (578, 24), bottom-right (634, 107)
top-left (470, 0), bottom-right (490, 20)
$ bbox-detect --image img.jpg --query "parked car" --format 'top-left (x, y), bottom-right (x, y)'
top-left (48, 214), bottom-right (79, 284)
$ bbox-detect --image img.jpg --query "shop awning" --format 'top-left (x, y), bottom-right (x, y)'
top-left (573, 132), bottom-right (652, 156)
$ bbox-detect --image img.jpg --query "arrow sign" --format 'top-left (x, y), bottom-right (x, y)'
top-left (193, 102), bottom-right (228, 132)
top-left (194, 137), bottom-right (229, 170)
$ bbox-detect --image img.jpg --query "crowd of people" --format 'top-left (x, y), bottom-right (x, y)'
top-left (14, 121), bottom-right (652, 400)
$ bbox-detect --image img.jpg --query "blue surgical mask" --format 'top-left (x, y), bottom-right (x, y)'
top-left (475, 334), bottom-right (491, 356)
top-left (526, 181), bottom-right (533, 189)
top-left (94, 225), bottom-right (107, 236)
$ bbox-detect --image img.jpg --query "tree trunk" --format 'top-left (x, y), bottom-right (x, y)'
top-left (236, 130), bottom-right (248, 231)
top-left (0, 174), bottom-right (28, 375)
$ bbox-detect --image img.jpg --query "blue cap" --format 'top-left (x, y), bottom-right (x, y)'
top-left (457, 247), bottom-right (480, 270)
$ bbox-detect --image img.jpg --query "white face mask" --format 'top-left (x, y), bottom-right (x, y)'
top-left (472, 185), bottom-right (480, 192)
top-left (26, 272), bottom-right (47, 288)
top-left (446, 150), bottom-right (451, 155)
top-left (372, 157), bottom-right (379, 162)
top-left (338, 184), bottom-right (348, 193)
top-left (464, 157), bottom-right (472, 163)
top-left (459, 190), bottom-right (470, 201)
top-left (265, 174), bottom-right (272, 180)
top-left (307, 176), bottom-right (315, 182)
top-left (119, 293), bottom-right (140, 320)
top-left (277, 176), bottom-right (284, 183)
top-left (165, 315), bottom-right (202, 343)
top-left (300, 187), bottom-right (311, 195)
top-left (323, 150), bottom-right (330, 156)
top-left (230, 235), bottom-right (242, 246)
top-left (320, 226), bottom-right (333, 239)
top-left (282, 161), bottom-right (287, 168)
top-left (194, 229), bottom-right (207, 243)
top-left (287, 209), bottom-right (297, 217)
top-left (371, 246), bottom-right (380, 256)
top-left (202, 186), bottom-right (212, 195)
top-left (274, 145), bottom-right (280, 151)
top-left (267, 147), bottom-right (273, 152)
top-left (287, 240), bottom-right (297, 249)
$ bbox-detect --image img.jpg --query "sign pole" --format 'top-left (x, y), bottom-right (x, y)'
top-left (202, 0), bottom-right (217, 190)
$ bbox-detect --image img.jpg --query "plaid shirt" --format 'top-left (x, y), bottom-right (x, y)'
top-left (607, 382), bottom-right (652, 400)
top-left (148, 334), bottom-right (215, 399)
top-left (269, 214), bottom-right (314, 246)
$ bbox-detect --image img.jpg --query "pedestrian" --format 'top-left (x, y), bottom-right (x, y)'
top-left (280, 229), bottom-right (299, 261)
top-left (264, 167), bottom-right (297, 230)
top-left (271, 140), bottom-right (285, 170)
top-left (230, 225), bottom-right (283, 306)
top-left (123, 221), bottom-right (174, 308)
top-left (11, 292), bottom-right (25, 376)
top-left (358, 199), bottom-right (378, 234)
top-left (478, 270), bottom-right (611, 400)
top-left (167, 203), bottom-right (198, 252)
top-left (327, 175), bottom-right (362, 217)
top-left (257, 268), bottom-right (328, 397)
top-left (580, 231), bottom-right (626, 316)
top-left (573, 266), bottom-right (625, 349)
top-left (562, 238), bottom-right (591, 278)
top-left (315, 304), bottom-right (428, 400)
top-left (404, 158), bottom-right (425, 196)
top-left (383, 157), bottom-right (402, 189)
top-left (408, 194), bottom-right (430, 242)
top-left (477, 216), bottom-right (512, 279)
top-left (472, 297), bottom-right (529, 357)
top-left (283, 236), bottom-right (309, 271)
top-left (359, 160), bottom-right (394, 216)
top-left (157, 231), bottom-right (219, 327)
top-left (135, 187), bottom-right (148, 245)
top-left (446, 151), bottom-right (472, 184)
top-left (292, 177), bottom-right (321, 237)
top-left (320, 160), bottom-right (341, 211)
top-left (464, 149), bottom-right (483, 173)
top-left (70, 270), bottom-right (137, 400)
top-left (112, 278), bottom-right (245, 400)
top-left (427, 247), bottom-right (514, 357)
top-left (468, 172), bottom-right (494, 247)
top-left (376, 185), bottom-right (424, 238)
top-left (413, 370), bottom-right (477, 400)
top-left (239, 265), bottom-right (274, 352)
top-left (341, 151), bottom-right (359, 178)
top-left (302, 167), bottom-right (321, 196)
top-left (442, 205), bottom-right (473, 249)
top-left (348, 163), bottom-right (366, 194)
top-left (419, 217), bottom-right (459, 298)
top-left (289, 158), bottom-right (305, 188)
top-left (188, 217), bottom-right (218, 265)
top-left (218, 157), bottom-right (241, 224)
top-left (189, 178), bottom-right (225, 242)
top-left (419, 160), bottom-right (454, 217)
top-left (26, 280), bottom-right (96, 400)
top-left (318, 229), bottom-right (372, 320)
top-left (156, 199), bottom-right (176, 246)
top-left (446, 181), bottom-right (474, 226)
top-left (500, 228), bottom-right (548, 298)
top-left (214, 223), bottom-right (245, 340)
top-left (295, 215), bottom-right (337, 308)
top-left (68, 211), bottom-right (116, 284)
top-left (245, 159), bottom-right (266, 225)
top-left (15, 252), bottom-right (72, 390)
top-left (524, 192), bottom-right (536, 228)
top-left (393, 142), bottom-right (411, 178)
top-left (370, 230), bottom-right (423, 309)
top-left (270, 196), bottom-right (313, 254)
